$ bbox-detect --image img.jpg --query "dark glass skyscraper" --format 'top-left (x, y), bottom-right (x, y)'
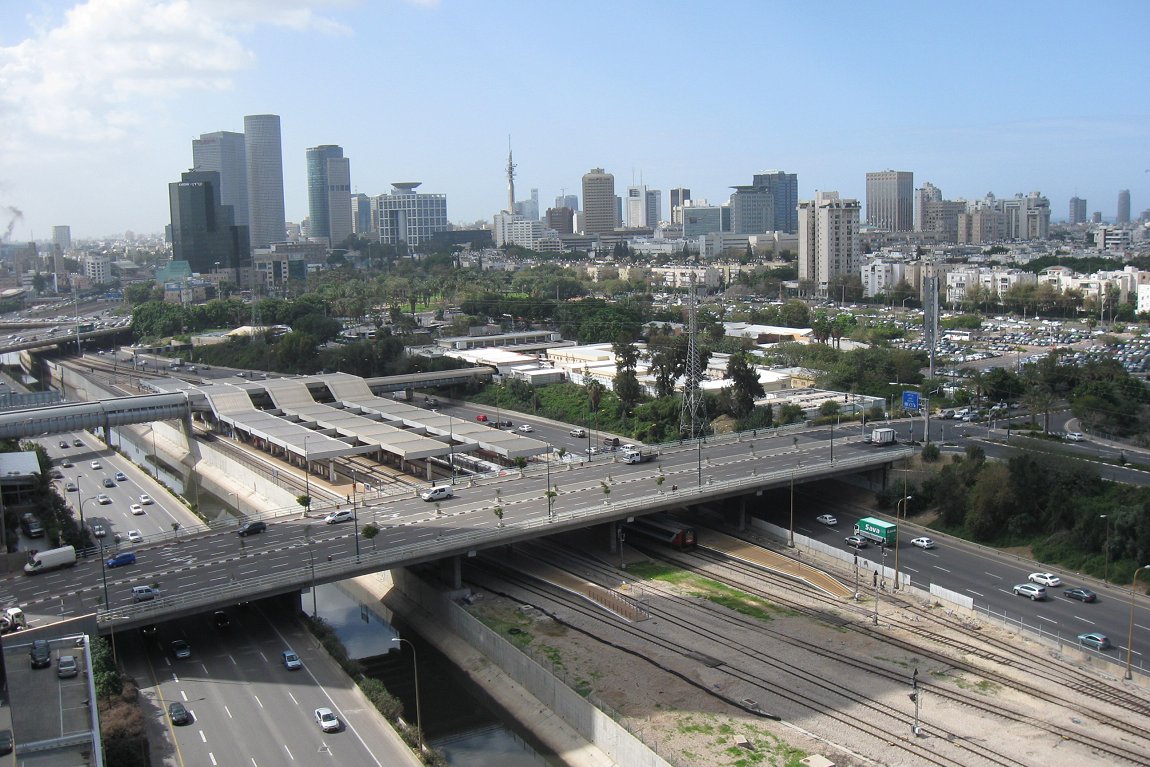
top-left (730, 171), bottom-right (798, 234)
top-left (169, 170), bottom-right (251, 278)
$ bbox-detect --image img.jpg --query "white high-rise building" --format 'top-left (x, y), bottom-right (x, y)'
top-left (798, 192), bottom-right (861, 296)
top-left (581, 169), bottom-right (616, 235)
top-left (866, 170), bottom-right (914, 232)
top-left (244, 114), bottom-right (286, 249)
top-left (193, 131), bottom-right (249, 228)
top-left (625, 186), bottom-right (661, 228)
top-left (372, 183), bottom-right (448, 247)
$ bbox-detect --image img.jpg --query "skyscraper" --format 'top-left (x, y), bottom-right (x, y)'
top-left (1117, 189), bottom-right (1131, 224)
top-left (51, 226), bottom-right (71, 253)
top-left (169, 169), bottom-right (251, 278)
top-left (306, 145), bottom-right (351, 245)
top-left (914, 182), bottom-right (942, 232)
top-left (798, 192), bottom-right (860, 295)
top-left (625, 186), bottom-right (661, 228)
top-left (554, 193), bottom-right (579, 212)
top-left (729, 171), bottom-right (798, 234)
top-left (1069, 197), bottom-right (1087, 225)
top-left (351, 193), bottom-right (373, 235)
top-left (670, 187), bottom-right (691, 223)
top-left (581, 168), bottom-right (616, 235)
top-left (244, 114), bottom-right (286, 249)
top-left (192, 131), bottom-right (248, 228)
top-left (865, 170), bottom-right (914, 232)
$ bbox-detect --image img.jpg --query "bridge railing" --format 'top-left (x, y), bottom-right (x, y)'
top-left (96, 446), bottom-right (911, 627)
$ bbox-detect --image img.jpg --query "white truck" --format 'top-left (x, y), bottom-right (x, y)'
top-left (621, 447), bottom-right (658, 464)
top-left (24, 545), bottom-right (77, 575)
top-left (868, 427), bottom-right (897, 446)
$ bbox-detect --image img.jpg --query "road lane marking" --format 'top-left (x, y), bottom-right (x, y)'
top-left (199, 730), bottom-right (207, 742)
top-left (209, 755), bottom-right (217, 766)
top-left (1038, 615), bottom-right (1057, 624)
top-left (253, 694), bottom-right (264, 708)
top-left (932, 566), bottom-right (950, 573)
top-left (224, 704), bottom-right (233, 719)
top-left (284, 745), bottom-right (294, 760)
top-left (967, 590), bottom-right (984, 597)
top-left (1074, 616), bottom-right (1095, 625)
top-left (288, 691), bottom-right (298, 705)
top-left (180, 690), bottom-right (188, 701)
top-left (985, 572), bottom-right (1002, 579)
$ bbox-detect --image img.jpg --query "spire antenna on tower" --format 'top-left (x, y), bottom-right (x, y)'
top-left (506, 136), bottom-right (516, 213)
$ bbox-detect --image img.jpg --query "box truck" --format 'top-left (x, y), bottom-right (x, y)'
top-left (621, 448), bottom-right (658, 464)
top-left (24, 545), bottom-right (77, 575)
top-left (868, 427), bottom-right (896, 445)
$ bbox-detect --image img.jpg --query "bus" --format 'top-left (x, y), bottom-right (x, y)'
top-left (855, 517), bottom-right (897, 547)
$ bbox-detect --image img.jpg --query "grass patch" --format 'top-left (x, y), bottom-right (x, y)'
top-left (626, 561), bottom-right (786, 622)
top-left (932, 670), bottom-right (1001, 696)
top-left (471, 605), bottom-right (536, 649)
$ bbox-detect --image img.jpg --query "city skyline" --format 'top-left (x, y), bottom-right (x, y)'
top-left (1, 0), bottom-right (1147, 241)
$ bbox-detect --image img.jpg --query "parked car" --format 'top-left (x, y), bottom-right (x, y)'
top-left (315, 707), bottom-right (340, 732)
top-left (911, 537), bottom-right (936, 549)
top-left (815, 514), bottom-right (837, 525)
top-left (1077, 632), bottom-right (1112, 651)
top-left (282, 650), bottom-right (303, 670)
top-left (1064, 587), bottom-right (1098, 603)
top-left (237, 521), bottom-right (267, 537)
top-left (845, 536), bottom-right (869, 549)
top-left (171, 640), bottom-right (191, 659)
top-left (29, 639), bottom-right (51, 668)
top-left (324, 510), bottom-right (353, 524)
top-left (57, 654), bottom-right (79, 679)
top-left (167, 701), bottom-right (192, 725)
top-left (1028, 572), bottom-right (1062, 587)
top-left (1013, 583), bottom-right (1047, 600)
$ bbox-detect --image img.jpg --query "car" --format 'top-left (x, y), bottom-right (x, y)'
top-left (815, 514), bottom-right (838, 525)
top-left (132, 585), bottom-right (159, 602)
top-left (0, 728), bottom-right (12, 755)
top-left (1077, 632), bottom-right (1112, 651)
top-left (58, 440), bottom-right (68, 449)
top-left (237, 520), bottom-right (267, 537)
top-left (57, 654), bottom-right (78, 678)
top-left (324, 509), bottom-right (353, 524)
top-left (315, 707), bottom-right (340, 732)
top-left (1013, 583), bottom-right (1047, 600)
top-left (73, 439), bottom-right (83, 447)
top-left (167, 701), bottom-right (192, 725)
top-left (1064, 587), bottom-right (1097, 602)
top-left (130, 504), bottom-right (144, 515)
top-left (213, 611), bottom-right (230, 629)
top-left (282, 650), bottom-right (303, 670)
top-left (126, 530), bottom-right (143, 543)
top-left (91, 524), bottom-right (106, 538)
top-left (569, 427), bottom-right (586, 438)
top-left (29, 639), bottom-right (51, 668)
top-left (114, 471), bottom-right (127, 482)
top-left (89, 460), bottom-right (101, 469)
top-left (845, 535), bottom-right (869, 549)
top-left (475, 414), bottom-right (488, 422)
top-left (138, 494), bottom-right (153, 505)
top-left (420, 486), bottom-right (453, 502)
top-left (65, 481), bottom-right (77, 492)
top-left (96, 494), bottom-right (111, 505)
top-left (587, 446), bottom-right (601, 456)
top-left (171, 639), bottom-right (191, 659)
top-left (106, 551), bottom-right (136, 568)
top-left (1066, 431), bottom-right (1086, 442)
top-left (60, 459), bottom-right (73, 468)
top-left (102, 477), bottom-right (115, 488)
top-left (517, 424), bottom-right (534, 433)
top-left (1028, 572), bottom-right (1062, 587)
top-left (140, 624), bottom-right (158, 637)
top-left (911, 537), bottom-right (936, 549)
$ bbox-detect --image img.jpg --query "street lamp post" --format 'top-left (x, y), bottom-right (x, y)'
top-left (390, 637), bottom-right (423, 752)
top-left (303, 435), bottom-right (311, 505)
top-left (304, 525), bottom-right (317, 616)
top-left (98, 538), bottom-right (110, 607)
top-left (1100, 514), bottom-right (1110, 584)
top-left (894, 495), bottom-right (913, 591)
top-left (545, 443), bottom-right (553, 522)
top-left (1125, 565), bottom-right (1150, 680)
top-left (447, 415), bottom-right (454, 485)
top-left (788, 469), bottom-right (795, 548)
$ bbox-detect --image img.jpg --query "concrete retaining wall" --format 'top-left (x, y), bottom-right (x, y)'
top-left (391, 568), bottom-right (671, 767)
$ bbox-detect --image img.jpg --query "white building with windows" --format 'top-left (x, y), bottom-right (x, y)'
top-left (82, 254), bottom-right (110, 285)
top-left (371, 182), bottom-right (447, 247)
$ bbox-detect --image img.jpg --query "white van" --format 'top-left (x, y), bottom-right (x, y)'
top-left (420, 486), bottom-right (454, 502)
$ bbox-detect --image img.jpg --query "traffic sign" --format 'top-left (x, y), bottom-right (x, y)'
top-left (902, 391), bottom-right (920, 410)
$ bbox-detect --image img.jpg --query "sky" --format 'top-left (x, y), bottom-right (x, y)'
top-left (1, 0), bottom-right (1148, 242)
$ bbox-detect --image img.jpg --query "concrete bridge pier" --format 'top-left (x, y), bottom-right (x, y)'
top-left (440, 556), bottom-right (463, 589)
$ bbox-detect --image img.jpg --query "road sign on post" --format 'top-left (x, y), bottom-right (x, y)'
top-left (902, 391), bottom-right (920, 411)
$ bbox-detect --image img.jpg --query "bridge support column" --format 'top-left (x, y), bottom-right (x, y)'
top-left (444, 556), bottom-right (462, 589)
top-left (737, 497), bottom-right (747, 531)
top-left (608, 521), bottom-right (620, 554)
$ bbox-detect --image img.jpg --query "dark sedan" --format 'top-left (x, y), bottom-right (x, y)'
top-left (168, 701), bottom-right (192, 725)
top-left (1064, 587), bottom-right (1097, 602)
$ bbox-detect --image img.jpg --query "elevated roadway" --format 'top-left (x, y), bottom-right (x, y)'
top-left (5, 432), bottom-right (910, 630)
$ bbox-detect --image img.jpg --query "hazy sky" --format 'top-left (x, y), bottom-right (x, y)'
top-left (1, 0), bottom-right (1147, 241)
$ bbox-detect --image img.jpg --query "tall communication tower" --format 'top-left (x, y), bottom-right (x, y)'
top-left (679, 272), bottom-right (707, 438)
top-left (505, 136), bottom-right (516, 213)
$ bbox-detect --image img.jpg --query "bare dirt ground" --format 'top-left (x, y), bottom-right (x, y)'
top-left (466, 532), bottom-right (1150, 767)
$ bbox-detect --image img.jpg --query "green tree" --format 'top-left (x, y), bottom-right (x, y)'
top-left (725, 352), bottom-right (764, 418)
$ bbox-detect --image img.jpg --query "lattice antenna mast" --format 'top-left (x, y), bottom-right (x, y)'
top-left (506, 136), bottom-right (516, 213)
top-left (679, 272), bottom-right (706, 438)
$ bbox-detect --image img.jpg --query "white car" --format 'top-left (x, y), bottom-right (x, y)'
top-left (324, 510), bottom-right (353, 525)
top-left (127, 530), bottom-right (143, 543)
top-left (1028, 572), bottom-right (1062, 587)
top-left (314, 707), bottom-right (340, 732)
top-left (815, 514), bottom-right (837, 526)
top-left (517, 424), bottom-right (534, 433)
top-left (96, 494), bottom-right (111, 505)
top-left (90, 460), bottom-right (102, 469)
top-left (130, 504), bottom-right (145, 515)
top-left (911, 537), bottom-right (935, 549)
top-left (138, 494), bottom-right (154, 505)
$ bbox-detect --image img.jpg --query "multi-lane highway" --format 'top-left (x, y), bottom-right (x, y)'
top-left (122, 602), bottom-right (419, 766)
